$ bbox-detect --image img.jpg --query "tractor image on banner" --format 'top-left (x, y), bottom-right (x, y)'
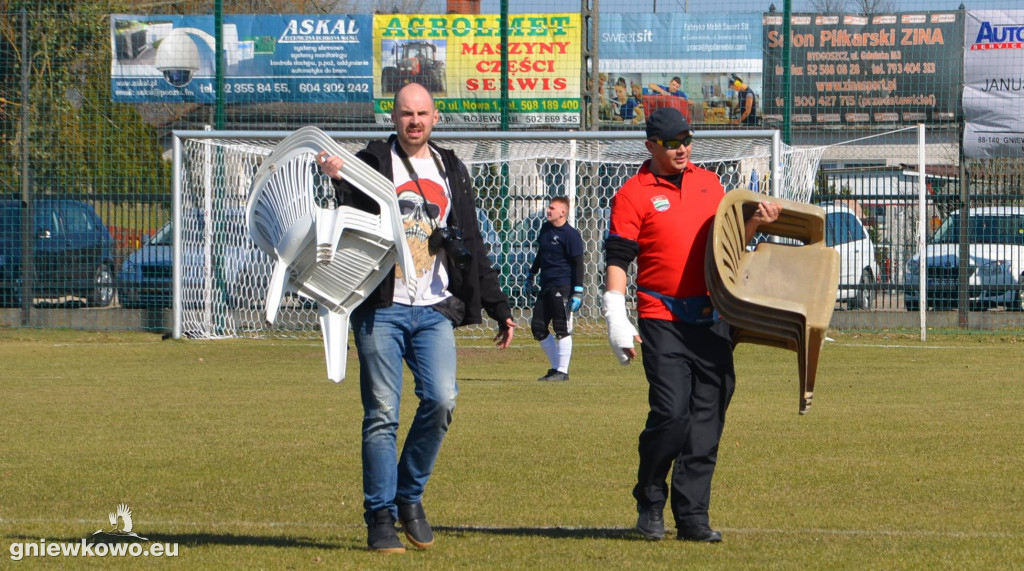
top-left (381, 40), bottom-right (447, 95)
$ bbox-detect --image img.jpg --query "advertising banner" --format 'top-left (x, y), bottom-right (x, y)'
top-left (598, 13), bottom-right (763, 126)
top-left (963, 10), bottom-right (1024, 158)
top-left (762, 12), bottom-right (963, 126)
top-left (372, 14), bottom-right (581, 127)
top-left (110, 14), bottom-right (373, 103)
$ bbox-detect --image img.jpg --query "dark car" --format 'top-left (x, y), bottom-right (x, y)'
top-left (476, 208), bottom-right (501, 267)
top-left (0, 199), bottom-right (116, 307)
top-left (118, 208), bottom-right (272, 309)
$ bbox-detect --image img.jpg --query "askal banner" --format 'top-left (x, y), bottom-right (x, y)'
top-left (762, 12), bottom-right (963, 126)
top-left (110, 14), bottom-right (373, 103)
top-left (963, 10), bottom-right (1024, 158)
top-left (598, 13), bottom-right (762, 126)
top-left (372, 14), bottom-right (581, 127)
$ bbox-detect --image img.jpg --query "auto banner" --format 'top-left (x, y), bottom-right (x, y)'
top-left (963, 10), bottom-right (1024, 159)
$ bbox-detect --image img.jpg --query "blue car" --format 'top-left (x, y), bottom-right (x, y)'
top-left (118, 208), bottom-right (271, 309)
top-left (0, 199), bottom-right (116, 307)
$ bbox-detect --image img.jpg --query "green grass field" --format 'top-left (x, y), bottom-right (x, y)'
top-left (2, 328), bottom-right (1023, 569)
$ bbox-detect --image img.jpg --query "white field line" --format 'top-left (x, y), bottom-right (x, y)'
top-left (23, 339), bottom-right (1016, 351)
top-left (0, 518), bottom-right (1019, 539)
top-left (455, 341), bottom-right (1012, 350)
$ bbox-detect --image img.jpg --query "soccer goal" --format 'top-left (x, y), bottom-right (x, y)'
top-left (171, 129), bottom-right (813, 340)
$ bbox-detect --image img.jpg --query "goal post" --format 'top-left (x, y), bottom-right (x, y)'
top-left (171, 129), bottom-right (799, 341)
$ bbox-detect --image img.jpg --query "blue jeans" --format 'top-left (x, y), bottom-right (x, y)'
top-left (350, 303), bottom-right (458, 524)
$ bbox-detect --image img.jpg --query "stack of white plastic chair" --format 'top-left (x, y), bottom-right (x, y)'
top-left (246, 126), bottom-right (411, 382)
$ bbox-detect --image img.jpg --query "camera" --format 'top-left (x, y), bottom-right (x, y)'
top-left (428, 226), bottom-right (473, 270)
top-left (155, 29), bottom-right (201, 87)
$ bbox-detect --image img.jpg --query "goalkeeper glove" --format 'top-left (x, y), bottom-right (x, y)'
top-left (602, 290), bottom-right (638, 365)
top-left (568, 286), bottom-right (584, 313)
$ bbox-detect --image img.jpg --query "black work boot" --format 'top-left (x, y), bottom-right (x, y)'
top-left (398, 502), bottom-right (435, 549)
top-left (636, 505), bottom-right (665, 540)
top-left (367, 508), bottom-right (405, 553)
top-left (677, 522), bottom-right (723, 543)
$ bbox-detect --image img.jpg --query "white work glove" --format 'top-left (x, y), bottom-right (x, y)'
top-left (602, 290), bottom-right (639, 366)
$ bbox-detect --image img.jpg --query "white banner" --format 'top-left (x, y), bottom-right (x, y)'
top-left (963, 10), bottom-right (1024, 158)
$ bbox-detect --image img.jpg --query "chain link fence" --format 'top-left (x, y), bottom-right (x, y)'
top-left (2, 4), bottom-right (1024, 335)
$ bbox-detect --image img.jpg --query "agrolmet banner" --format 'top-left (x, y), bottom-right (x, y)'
top-left (762, 12), bottom-right (963, 126)
top-left (963, 10), bottom-right (1024, 158)
top-left (372, 14), bottom-right (581, 127)
top-left (110, 14), bottom-right (373, 103)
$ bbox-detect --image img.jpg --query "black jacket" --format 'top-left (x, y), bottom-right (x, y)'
top-left (333, 135), bottom-right (512, 327)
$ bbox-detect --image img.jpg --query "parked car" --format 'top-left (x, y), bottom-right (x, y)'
top-left (0, 199), bottom-right (116, 307)
top-left (904, 207), bottom-right (1024, 311)
top-left (118, 208), bottom-right (271, 309)
top-left (476, 208), bottom-right (501, 268)
top-left (820, 202), bottom-right (880, 310)
top-left (748, 201), bottom-right (879, 309)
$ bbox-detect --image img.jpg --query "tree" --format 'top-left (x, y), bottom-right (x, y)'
top-left (807, 0), bottom-right (847, 13)
top-left (852, 0), bottom-right (895, 15)
top-left (807, 0), bottom-right (895, 14)
top-left (1, 2), bottom-right (170, 196)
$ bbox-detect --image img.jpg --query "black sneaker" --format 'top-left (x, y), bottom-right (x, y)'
top-left (398, 502), bottom-right (435, 549)
top-left (537, 368), bottom-right (558, 381)
top-left (636, 506), bottom-right (665, 540)
top-left (367, 508), bottom-right (406, 553)
top-left (676, 523), bottom-right (723, 543)
top-left (542, 371), bottom-right (569, 381)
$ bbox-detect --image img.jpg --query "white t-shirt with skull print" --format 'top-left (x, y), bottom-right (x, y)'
top-left (390, 146), bottom-right (454, 306)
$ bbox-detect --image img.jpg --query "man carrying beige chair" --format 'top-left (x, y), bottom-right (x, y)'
top-left (602, 107), bottom-right (781, 543)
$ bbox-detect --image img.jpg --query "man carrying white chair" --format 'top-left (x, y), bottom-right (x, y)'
top-left (318, 82), bottom-right (516, 553)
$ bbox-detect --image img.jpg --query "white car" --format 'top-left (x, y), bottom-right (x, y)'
top-left (904, 207), bottom-right (1024, 311)
top-left (748, 202), bottom-right (878, 309)
top-left (820, 203), bottom-right (879, 310)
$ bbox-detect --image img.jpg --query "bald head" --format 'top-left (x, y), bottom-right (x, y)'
top-left (394, 82), bottom-right (434, 108)
top-left (391, 82), bottom-right (439, 158)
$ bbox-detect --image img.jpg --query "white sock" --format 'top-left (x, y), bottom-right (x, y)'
top-left (555, 335), bottom-right (573, 373)
top-left (539, 334), bottom-right (558, 369)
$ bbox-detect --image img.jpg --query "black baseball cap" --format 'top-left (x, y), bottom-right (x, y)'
top-left (645, 108), bottom-right (691, 141)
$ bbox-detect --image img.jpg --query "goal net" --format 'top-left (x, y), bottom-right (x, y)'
top-left (173, 130), bottom-right (821, 340)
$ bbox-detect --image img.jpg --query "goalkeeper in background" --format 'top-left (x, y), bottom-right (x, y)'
top-left (602, 107), bottom-right (780, 543)
top-left (526, 196), bottom-right (585, 382)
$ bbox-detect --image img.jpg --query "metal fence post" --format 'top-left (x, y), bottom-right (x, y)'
top-left (19, 7), bottom-right (33, 324)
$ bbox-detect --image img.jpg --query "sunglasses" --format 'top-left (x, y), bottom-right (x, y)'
top-left (651, 135), bottom-right (693, 149)
top-left (399, 199), bottom-right (441, 219)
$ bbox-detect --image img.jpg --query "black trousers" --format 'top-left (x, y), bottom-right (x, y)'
top-left (634, 317), bottom-right (736, 527)
top-left (530, 285), bottom-right (572, 340)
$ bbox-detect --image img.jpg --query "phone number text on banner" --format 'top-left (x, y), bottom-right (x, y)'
top-left (110, 14), bottom-right (373, 103)
top-left (762, 12), bottom-right (962, 126)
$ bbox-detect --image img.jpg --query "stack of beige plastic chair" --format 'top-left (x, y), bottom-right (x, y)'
top-left (246, 126), bottom-right (412, 382)
top-left (705, 189), bottom-right (839, 414)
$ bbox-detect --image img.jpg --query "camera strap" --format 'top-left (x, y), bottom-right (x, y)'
top-left (393, 140), bottom-right (459, 230)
